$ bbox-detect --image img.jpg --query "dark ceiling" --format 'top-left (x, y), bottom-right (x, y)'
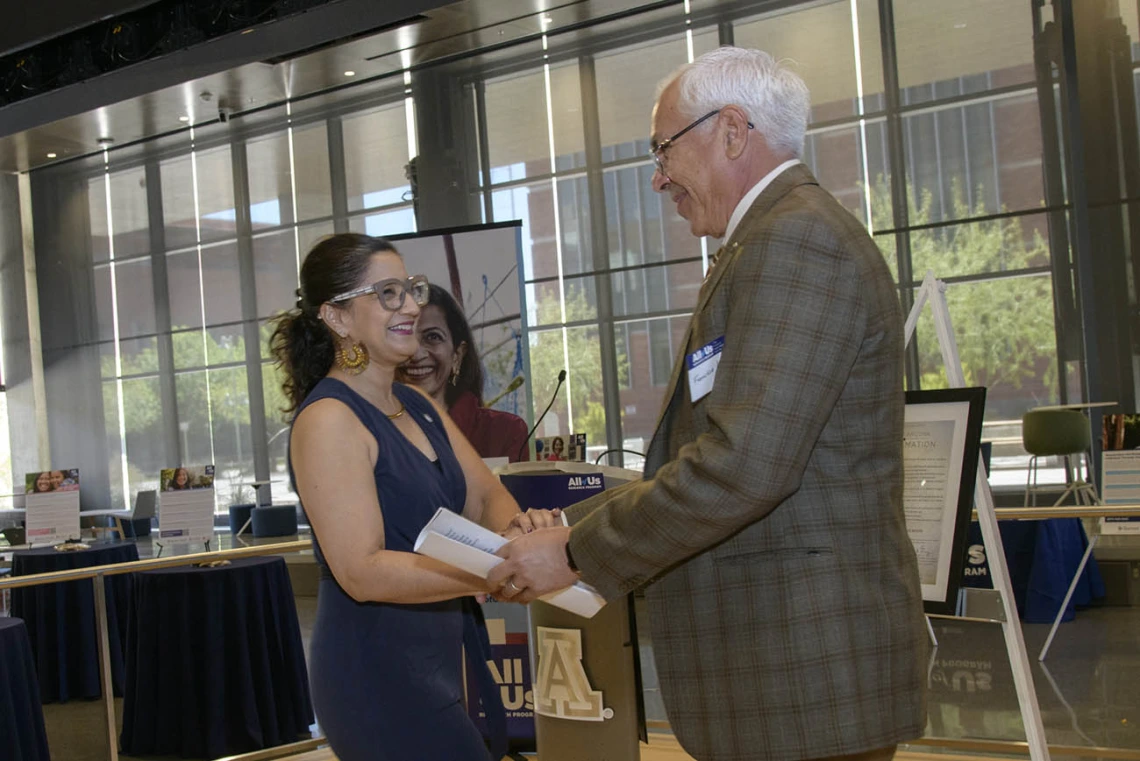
top-left (0, 0), bottom-right (682, 173)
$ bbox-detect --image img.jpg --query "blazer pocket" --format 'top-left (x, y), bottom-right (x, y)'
top-left (712, 547), bottom-right (834, 565)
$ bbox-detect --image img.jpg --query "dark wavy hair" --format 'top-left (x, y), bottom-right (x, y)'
top-left (426, 284), bottom-right (485, 407)
top-left (270, 233), bottom-right (399, 414)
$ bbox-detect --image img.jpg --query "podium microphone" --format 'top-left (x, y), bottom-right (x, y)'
top-left (518, 370), bottom-right (567, 461)
top-left (484, 376), bottom-right (524, 408)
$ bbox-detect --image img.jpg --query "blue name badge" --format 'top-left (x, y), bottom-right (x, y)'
top-left (685, 336), bottom-right (724, 403)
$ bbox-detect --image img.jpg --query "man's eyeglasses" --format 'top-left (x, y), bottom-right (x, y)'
top-left (649, 108), bottom-right (755, 175)
top-left (330, 275), bottom-right (430, 311)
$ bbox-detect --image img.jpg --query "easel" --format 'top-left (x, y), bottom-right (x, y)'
top-left (905, 271), bottom-right (1051, 761)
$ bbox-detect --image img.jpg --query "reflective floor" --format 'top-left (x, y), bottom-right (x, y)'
top-left (923, 608), bottom-right (1140, 751)
top-left (21, 576), bottom-right (1140, 761)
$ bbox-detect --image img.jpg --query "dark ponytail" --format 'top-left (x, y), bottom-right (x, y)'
top-left (269, 233), bottom-right (398, 414)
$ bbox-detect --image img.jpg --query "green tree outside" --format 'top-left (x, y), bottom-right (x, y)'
top-left (871, 177), bottom-right (1058, 408)
top-left (526, 284), bottom-right (629, 446)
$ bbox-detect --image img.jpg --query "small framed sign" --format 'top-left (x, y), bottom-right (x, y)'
top-left (903, 387), bottom-right (987, 615)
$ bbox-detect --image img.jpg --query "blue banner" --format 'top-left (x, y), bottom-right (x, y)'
top-left (499, 471), bottom-right (606, 510)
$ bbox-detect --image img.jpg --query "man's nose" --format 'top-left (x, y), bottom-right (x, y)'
top-left (651, 166), bottom-right (671, 193)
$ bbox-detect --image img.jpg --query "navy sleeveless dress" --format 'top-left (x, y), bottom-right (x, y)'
top-left (291, 378), bottom-right (503, 761)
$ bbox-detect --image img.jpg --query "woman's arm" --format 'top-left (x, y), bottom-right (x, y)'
top-left (292, 398), bottom-right (493, 604)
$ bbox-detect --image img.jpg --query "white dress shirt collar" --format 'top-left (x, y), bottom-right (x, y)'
top-left (722, 159), bottom-right (801, 244)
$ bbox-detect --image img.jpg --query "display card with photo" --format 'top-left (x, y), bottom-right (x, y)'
top-left (158, 465), bottom-right (216, 545)
top-left (24, 469), bottom-right (81, 545)
top-left (534, 433), bottom-right (587, 463)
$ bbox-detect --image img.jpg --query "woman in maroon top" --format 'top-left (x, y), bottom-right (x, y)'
top-left (399, 285), bottom-right (529, 462)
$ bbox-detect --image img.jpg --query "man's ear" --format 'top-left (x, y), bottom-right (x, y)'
top-left (722, 105), bottom-right (752, 160)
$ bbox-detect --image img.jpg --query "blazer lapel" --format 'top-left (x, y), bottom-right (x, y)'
top-left (643, 165), bottom-right (821, 470)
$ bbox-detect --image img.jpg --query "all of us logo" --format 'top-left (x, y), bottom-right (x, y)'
top-left (486, 655), bottom-right (533, 712)
top-left (534, 626), bottom-right (613, 721)
top-left (567, 475), bottom-right (603, 491)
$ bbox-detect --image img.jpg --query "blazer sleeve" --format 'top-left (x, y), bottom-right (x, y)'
top-left (565, 213), bottom-right (870, 600)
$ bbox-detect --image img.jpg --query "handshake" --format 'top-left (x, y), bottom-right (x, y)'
top-left (487, 508), bottom-right (580, 604)
top-left (414, 507), bottom-right (601, 616)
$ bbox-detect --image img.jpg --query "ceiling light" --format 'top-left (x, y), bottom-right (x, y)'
top-left (954, 22), bottom-right (967, 29)
top-left (241, 28), bottom-right (254, 35)
top-left (46, 152), bottom-right (57, 158)
top-left (543, 15), bottom-right (553, 23)
top-left (178, 115), bottom-right (190, 122)
top-left (344, 70), bottom-right (356, 77)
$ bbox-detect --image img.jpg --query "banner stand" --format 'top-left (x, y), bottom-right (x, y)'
top-left (905, 271), bottom-right (1050, 761)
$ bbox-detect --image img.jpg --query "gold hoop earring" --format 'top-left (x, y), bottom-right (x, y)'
top-left (336, 341), bottom-right (370, 375)
top-left (450, 364), bottom-right (461, 386)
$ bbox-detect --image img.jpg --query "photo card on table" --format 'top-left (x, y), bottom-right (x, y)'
top-left (24, 468), bottom-right (81, 545)
top-left (534, 433), bottom-right (587, 463)
top-left (158, 465), bottom-right (216, 545)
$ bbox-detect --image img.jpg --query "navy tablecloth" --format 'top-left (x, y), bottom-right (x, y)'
top-left (962, 518), bottom-right (1105, 623)
top-left (10, 541), bottom-right (138, 703)
top-left (120, 556), bottom-right (313, 758)
top-left (0, 617), bottom-right (51, 761)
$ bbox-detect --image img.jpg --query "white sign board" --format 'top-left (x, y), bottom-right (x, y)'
top-left (158, 465), bottom-right (216, 545)
top-left (24, 469), bottom-right (81, 545)
top-left (1101, 450), bottom-right (1140, 534)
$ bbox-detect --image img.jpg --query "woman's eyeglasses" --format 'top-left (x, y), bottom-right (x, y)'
top-left (330, 275), bottom-right (430, 311)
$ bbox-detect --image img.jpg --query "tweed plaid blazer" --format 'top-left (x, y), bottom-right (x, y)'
top-left (564, 164), bottom-right (928, 761)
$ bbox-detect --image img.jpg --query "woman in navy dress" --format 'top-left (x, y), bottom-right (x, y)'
top-left (270, 234), bottom-right (556, 761)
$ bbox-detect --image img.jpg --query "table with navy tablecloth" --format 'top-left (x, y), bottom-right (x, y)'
top-left (0, 616), bottom-right (51, 761)
top-left (962, 517), bottom-right (1105, 622)
top-left (119, 555), bottom-right (313, 759)
top-left (10, 541), bottom-right (138, 703)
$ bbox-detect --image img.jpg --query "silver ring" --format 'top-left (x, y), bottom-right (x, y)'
top-left (506, 580), bottom-right (521, 593)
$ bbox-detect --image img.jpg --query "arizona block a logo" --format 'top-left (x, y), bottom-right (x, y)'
top-left (534, 627), bottom-right (609, 721)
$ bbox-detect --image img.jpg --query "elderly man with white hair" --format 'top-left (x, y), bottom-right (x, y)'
top-left (491, 46), bottom-right (928, 761)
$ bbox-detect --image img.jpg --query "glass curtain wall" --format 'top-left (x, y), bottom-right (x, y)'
top-left (70, 0), bottom-right (1070, 508)
top-left (87, 97), bottom-right (413, 510)
top-left (476, 0), bottom-right (1061, 485)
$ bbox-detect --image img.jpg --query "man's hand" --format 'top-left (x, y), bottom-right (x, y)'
top-left (487, 526), bottom-right (577, 603)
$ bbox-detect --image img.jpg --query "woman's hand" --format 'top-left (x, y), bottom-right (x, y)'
top-left (473, 565), bottom-right (512, 603)
top-left (499, 507), bottom-right (563, 540)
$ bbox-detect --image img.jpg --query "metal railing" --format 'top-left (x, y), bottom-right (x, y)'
top-left (0, 538), bottom-right (313, 761)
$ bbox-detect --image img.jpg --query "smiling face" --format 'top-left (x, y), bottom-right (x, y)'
top-left (650, 82), bottom-right (745, 239)
top-left (174, 468), bottom-right (189, 488)
top-left (325, 252), bottom-right (422, 370)
top-left (400, 304), bottom-right (465, 407)
top-left (34, 472), bottom-right (53, 492)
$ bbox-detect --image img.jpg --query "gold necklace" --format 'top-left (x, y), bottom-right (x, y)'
top-left (386, 402), bottom-right (406, 420)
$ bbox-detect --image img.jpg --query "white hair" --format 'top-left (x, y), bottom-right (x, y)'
top-left (657, 46), bottom-right (811, 158)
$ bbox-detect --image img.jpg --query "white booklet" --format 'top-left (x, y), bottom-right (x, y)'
top-left (413, 507), bottom-right (605, 619)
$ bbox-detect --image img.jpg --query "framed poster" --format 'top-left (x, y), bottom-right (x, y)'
top-left (387, 222), bottom-right (528, 421)
top-left (903, 387), bottom-right (986, 615)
